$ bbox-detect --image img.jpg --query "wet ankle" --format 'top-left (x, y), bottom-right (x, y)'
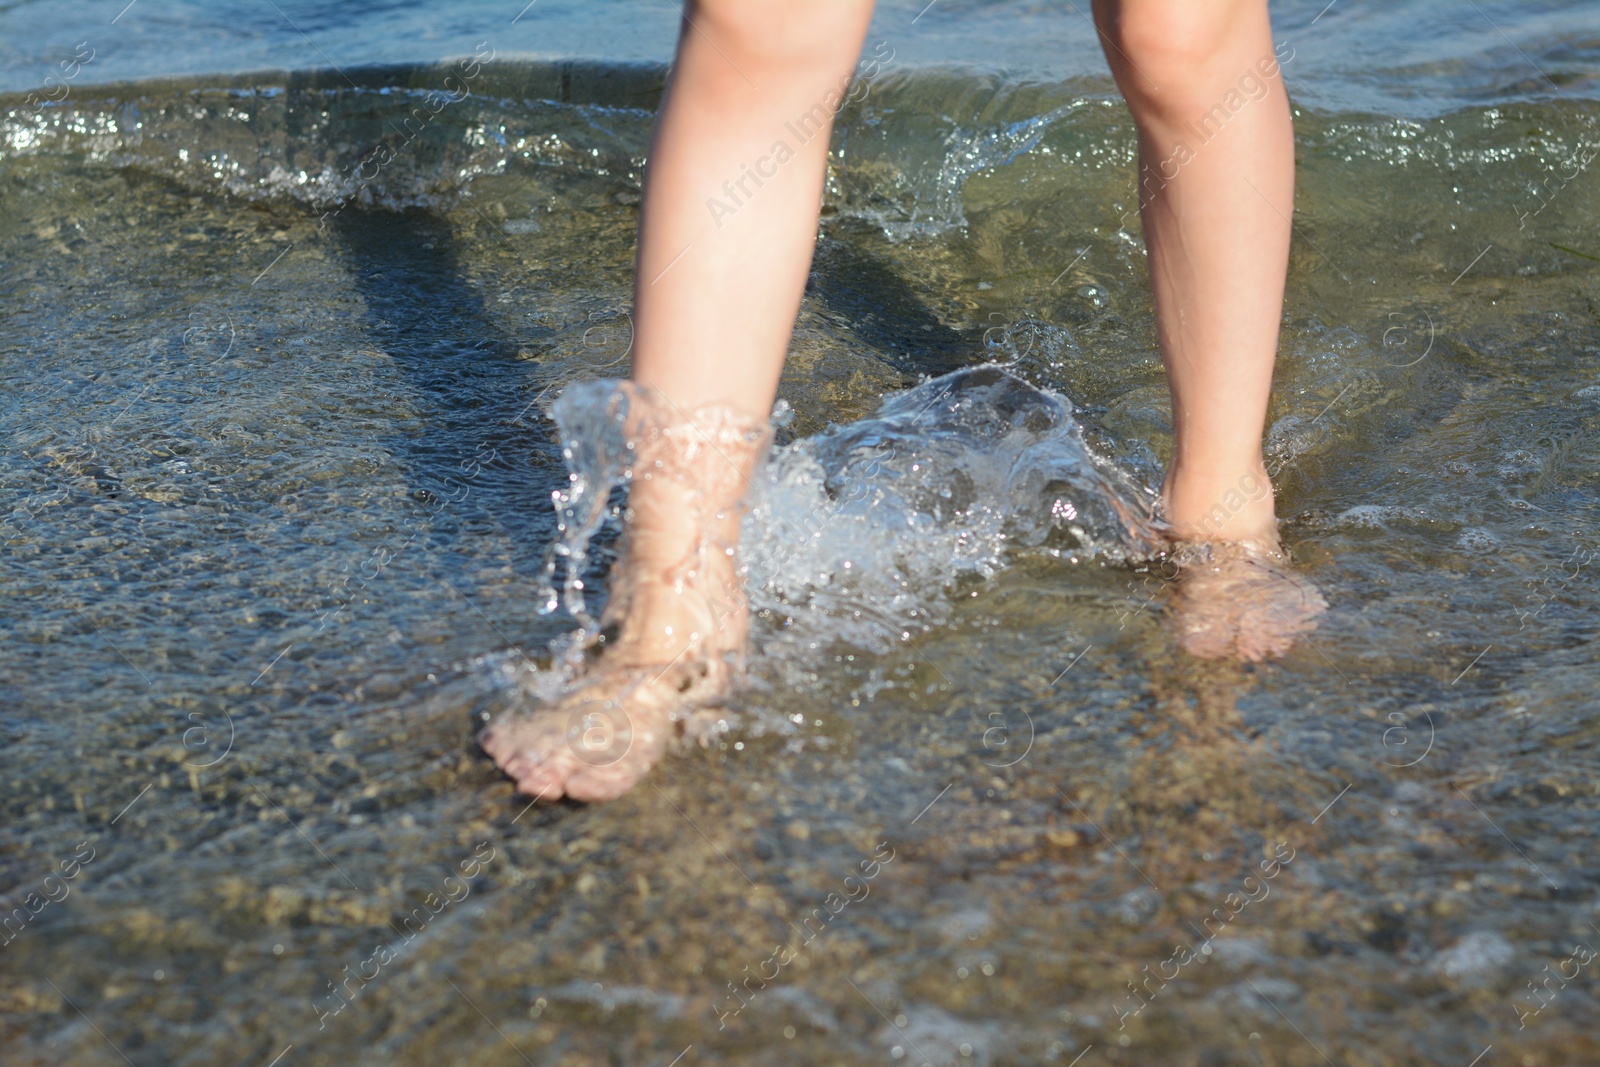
top-left (1162, 463), bottom-right (1278, 543)
top-left (598, 385), bottom-right (772, 665)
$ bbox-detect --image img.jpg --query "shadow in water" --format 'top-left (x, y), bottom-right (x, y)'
top-left (325, 207), bottom-right (560, 569)
top-left (812, 221), bottom-right (977, 378)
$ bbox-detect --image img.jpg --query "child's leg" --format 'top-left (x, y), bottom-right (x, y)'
top-left (1094, 0), bottom-right (1325, 660)
top-left (1093, 0), bottom-right (1291, 542)
top-left (632, 0), bottom-right (876, 421)
top-left (613, 0), bottom-right (877, 666)
top-left (481, 0), bottom-right (875, 801)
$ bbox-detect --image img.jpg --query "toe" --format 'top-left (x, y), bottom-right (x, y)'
top-left (563, 766), bottom-right (638, 803)
top-left (1178, 626), bottom-right (1232, 659)
top-left (480, 719), bottom-right (577, 802)
top-left (512, 761), bottom-right (570, 802)
top-left (1234, 631), bottom-right (1285, 662)
top-left (476, 724), bottom-right (508, 760)
top-left (1172, 596), bottom-right (1240, 659)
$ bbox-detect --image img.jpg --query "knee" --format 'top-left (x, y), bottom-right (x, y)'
top-left (1100, 0), bottom-right (1254, 76)
top-left (688, 0), bottom-right (863, 75)
top-left (1097, 0), bottom-right (1271, 117)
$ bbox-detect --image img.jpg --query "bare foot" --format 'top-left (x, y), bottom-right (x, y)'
top-left (477, 549), bottom-right (743, 802)
top-left (478, 390), bottom-right (768, 802)
top-left (476, 659), bottom-right (727, 802)
top-left (1166, 538), bottom-right (1327, 662)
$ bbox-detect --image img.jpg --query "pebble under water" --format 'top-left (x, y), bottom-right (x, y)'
top-left (3, 38), bottom-right (1600, 1067)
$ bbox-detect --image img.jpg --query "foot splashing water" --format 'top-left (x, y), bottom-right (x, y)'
top-left (477, 381), bottom-right (771, 802)
top-left (478, 364), bottom-right (1321, 800)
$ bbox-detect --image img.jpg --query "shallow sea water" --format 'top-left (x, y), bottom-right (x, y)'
top-left (3, 2), bottom-right (1600, 1065)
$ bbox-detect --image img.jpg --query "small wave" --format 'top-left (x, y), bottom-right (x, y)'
top-left (0, 61), bottom-right (657, 212)
top-left (840, 95), bottom-right (1094, 242)
top-left (8, 61), bottom-right (1596, 255)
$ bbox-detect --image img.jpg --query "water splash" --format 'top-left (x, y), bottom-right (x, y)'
top-left (842, 99), bottom-right (1089, 242)
top-left (538, 365), bottom-right (1164, 663)
top-left (536, 378), bottom-right (634, 630)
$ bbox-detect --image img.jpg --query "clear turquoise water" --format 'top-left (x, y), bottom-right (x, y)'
top-left (2, 3), bottom-right (1600, 1066)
